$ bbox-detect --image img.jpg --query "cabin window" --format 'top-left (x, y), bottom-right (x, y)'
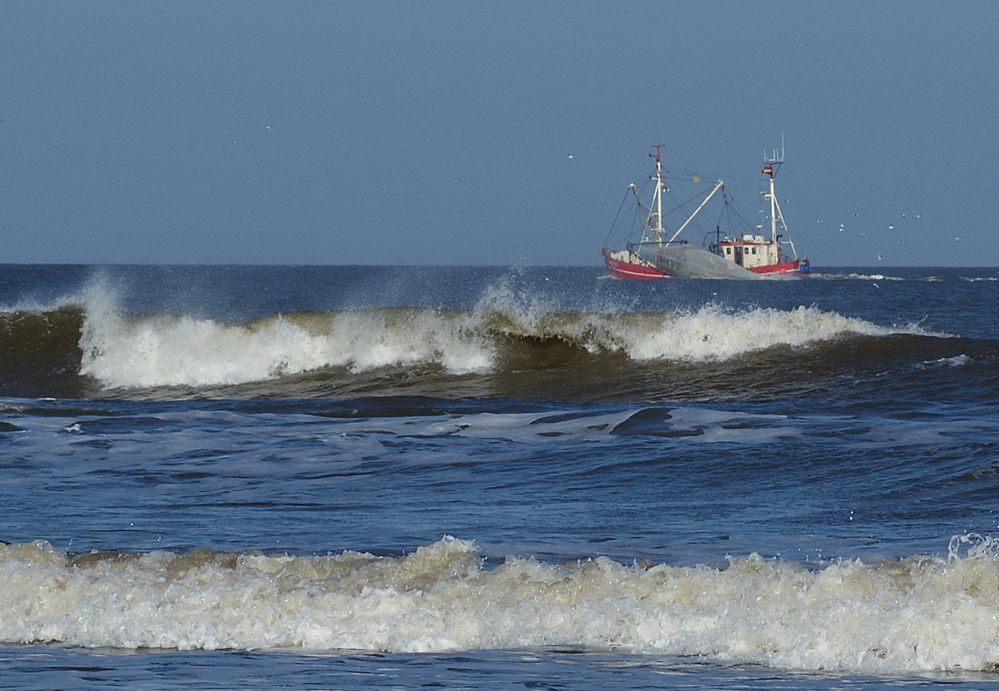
top-left (752, 247), bottom-right (757, 255)
top-left (726, 247), bottom-right (732, 255)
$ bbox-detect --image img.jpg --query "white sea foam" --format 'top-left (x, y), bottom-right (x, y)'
top-left (919, 354), bottom-right (972, 369)
top-left (79, 300), bottom-right (495, 389)
top-left (814, 273), bottom-right (906, 282)
top-left (74, 280), bottom-right (945, 389)
top-left (2, 536), bottom-right (999, 673)
top-left (600, 304), bottom-right (935, 362)
top-left (476, 283), bottom-right (941, 362)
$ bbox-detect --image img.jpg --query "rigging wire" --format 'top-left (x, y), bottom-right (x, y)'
top-left (606, 166), bottom-right (793, 250)
top-left (603, 186), bottom-right (638, 246)
top-left (721, 191), bottom-right (759, 234)
top-left (662, 185), bottom-right (720, 219)
top-left (662, 168), bottom-right (760, 185)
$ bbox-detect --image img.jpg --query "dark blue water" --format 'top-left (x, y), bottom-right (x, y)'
top-left (2, 265), bottom-right (998, 687)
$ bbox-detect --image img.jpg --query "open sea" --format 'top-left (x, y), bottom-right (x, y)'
top-left (2, 263), bottom-right (999, 688)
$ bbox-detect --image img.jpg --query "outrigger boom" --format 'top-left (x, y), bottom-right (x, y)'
top-left (668, 179), bottom-right (725, 244)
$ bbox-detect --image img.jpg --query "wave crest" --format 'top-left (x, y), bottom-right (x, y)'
top-left (0, 280), bottom-right (956, 393)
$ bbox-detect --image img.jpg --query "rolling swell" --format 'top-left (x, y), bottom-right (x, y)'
top-left (2, 299), bottom-right (992, 403)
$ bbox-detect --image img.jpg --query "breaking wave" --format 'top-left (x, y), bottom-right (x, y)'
top-left (0, 281), bottom-right (976, 400)
top-left (2, 535), bottom-right (999, 674)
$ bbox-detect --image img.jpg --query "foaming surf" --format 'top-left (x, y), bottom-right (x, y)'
top-left (76, 286), bottom-right (946, 390)
top-left (0, 276), bottom-right (964, 399)
top-left (2, 535), bottom-right (999, 674)
top-left (811, 272), bottom-right (907, 282)
top-left (80, 307), bottom-right (496, 388)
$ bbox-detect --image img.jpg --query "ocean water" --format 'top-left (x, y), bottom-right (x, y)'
top-left (2, 264), bottom-right (999, 688)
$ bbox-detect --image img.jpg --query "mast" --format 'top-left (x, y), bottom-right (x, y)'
top-left (636, 145), bottom-right (723, 246)
top-left (762, 139), bottom-right (783, 244)
top-left (762, 137), bottom-right (798, 259)
top-left (644, 144), bottom-right (666, 243)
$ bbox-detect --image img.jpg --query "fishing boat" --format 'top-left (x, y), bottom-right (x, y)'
top-left (602, 145), bottom-right (810, 279)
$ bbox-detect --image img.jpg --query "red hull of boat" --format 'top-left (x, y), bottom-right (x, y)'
top-left (747, 258), bottom-right (810, 276)
top-left (602, 249), bottom-right (668, 280)
top-left (603, 249), bottom-right (809, 279)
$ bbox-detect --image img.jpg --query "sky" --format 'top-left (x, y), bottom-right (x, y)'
top-left (1, 1), bottom-right (997, 266)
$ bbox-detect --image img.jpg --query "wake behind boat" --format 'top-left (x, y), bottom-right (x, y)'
top-left (602, 145), bottom-right (810, 279)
